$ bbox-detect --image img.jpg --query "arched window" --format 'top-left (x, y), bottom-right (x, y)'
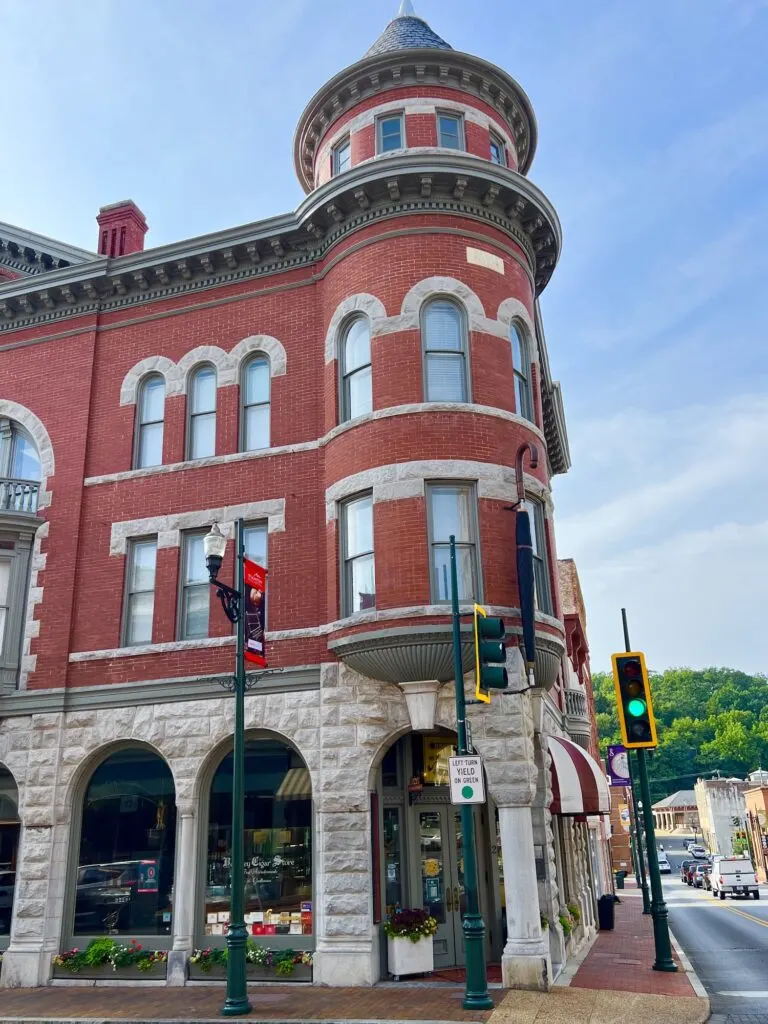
top-left (187, 365), bottom-right (217, 460)
top-left (0, 763), bottom-right (19, 944)
top-left (0, 419), bottom-right (41, 487)
top-left (135, 374), bottom-right (165, 469)
top-left (340, 317), bottom-right (372, 422)
top-left (511, 324), bottom-right (533, 422)
top-left (72, 748), bottom-right (176, 939)
top-left (422, 300), bottom-right (469, 403)
top-left (203, 737), bottom-right (312, 946)
top-left (241, 356), bottom-right (270, 452)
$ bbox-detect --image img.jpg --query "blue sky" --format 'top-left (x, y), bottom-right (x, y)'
top-left (2, 0), bottom-right (767, 673)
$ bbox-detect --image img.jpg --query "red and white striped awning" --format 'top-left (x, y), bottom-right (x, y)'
top-left (549, 735), bottom-right (611, 815)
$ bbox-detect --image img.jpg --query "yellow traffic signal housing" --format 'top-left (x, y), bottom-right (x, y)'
top-left (611, 651), bottom-right (658, 749)
top-left (474, 604), bottom-right (508, 703)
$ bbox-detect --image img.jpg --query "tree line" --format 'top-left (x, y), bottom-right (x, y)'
top-left (592, 667), bottom-right (768, 801)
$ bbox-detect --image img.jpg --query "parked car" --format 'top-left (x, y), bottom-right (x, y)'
top-left (685, 862), bottom-right (698, 885)
top-left (693, 864), bottom-right (711, 888)
top-left (691, 845), bottom-right (708, 859)
top-left (680, 859), bottom-right (693, 882)
top-left (684, 840), bottom-right (696, 851)
top-left (658, 853), bottom-right (672, 874)
top-left (710, 857), bottom-right (760, 900)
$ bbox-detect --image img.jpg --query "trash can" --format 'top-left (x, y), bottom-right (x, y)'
top-left (598, 894), bottom-right (615, 930)
top-left (615, 870), bottom-right (626, 890)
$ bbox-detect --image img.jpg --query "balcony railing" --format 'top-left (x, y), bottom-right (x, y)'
top-left (0, 477), bottom-right (39, 514)
top-left (565, 689), bottom-right (588, 720)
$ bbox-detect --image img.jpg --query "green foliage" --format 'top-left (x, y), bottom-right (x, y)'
top-left (593, 667), bottom-right (768, 799)
top-left (189, 943), bottom-right (312, 975)
top-left (53, 939), bottom-right (167, 973)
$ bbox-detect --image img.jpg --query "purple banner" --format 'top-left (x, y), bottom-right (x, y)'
top-left (607, 744), bottom-right (631, 787)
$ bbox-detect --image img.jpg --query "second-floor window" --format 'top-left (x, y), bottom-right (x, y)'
top-left (341, 317), bottom-right (372, 421)
top-left (123, 538), bottom-right (157, 646)
top-left (242, 356), bottom-right (270, 451)
top-left (524, 499), bottom-right (552, 614)
top-left (180, 531), bottom-right (209, 639)
top-left (341, 494), bottom-right (375, 616)
top-left (437, 113), bottom-right (464, 150)
top-left (333, 138), bottom-right (351, 175)
top-left (0, 419), bottom-right (40, 484)
top-left (428, 483), bottom-right (479, 602)
top-left (511, 324), bottom-right (533, 421)
top-left (188, 365), bottom-right (216, 460)
top-left (422, 299), bottom-right (468, 403)
top-left (377, 114), bottom-right (404, 152)
top-left (135, 375), bottom-right (165, 469)
top-left (490, 132), bottom-right (507, 166)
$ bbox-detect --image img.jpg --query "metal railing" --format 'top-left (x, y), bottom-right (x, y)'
top-left (0, 477), bottom-right (39, 514)
top-left (564, 688), bottom-right (588, 720)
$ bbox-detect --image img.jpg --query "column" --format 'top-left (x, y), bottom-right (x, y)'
top-left (167, 807), bottom-right (197, 986)
top-left (498, 805), bottom-right (552, 991)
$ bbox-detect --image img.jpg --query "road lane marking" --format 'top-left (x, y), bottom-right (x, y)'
top-left (722, 904), bottom-right (768, 928)
top-left (717, 992), bottom-right (768, 997)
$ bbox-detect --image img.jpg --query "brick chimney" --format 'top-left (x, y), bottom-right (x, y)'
top-left (96, 200), bottom-right (148, 257)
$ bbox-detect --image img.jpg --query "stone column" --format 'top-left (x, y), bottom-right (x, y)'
top-left (167, 806), bottom-right (197, 986)
top-left (498, 804), bottom-right (552, 990)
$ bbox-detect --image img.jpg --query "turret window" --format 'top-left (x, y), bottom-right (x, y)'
top-left (437, 113), bottom-right (464, 150)
top-left (377, 114), bottom-right (404, 153)
top-left (341, 317), bottom-right (373, 421)
top-left (523, 499), bottom-right (552, 614)
top-left (333, 138), bottom-right (351, 175)
top-left (511, 324), bottom-right (533, 422)
top-left (422, 299), bottom-right (469, 403)
top-left (490, 132), bottom-right (507, 166)
top-left (341, 493), bottom-right (375, 616)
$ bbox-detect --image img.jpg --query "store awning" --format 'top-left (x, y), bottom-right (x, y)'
top-left (275, 767), bottom-right (312, 800)
top-left (549, 735), bottom-right (610, 815)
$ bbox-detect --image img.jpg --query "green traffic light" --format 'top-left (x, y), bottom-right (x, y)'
top-left (627, 698), bottom-right (646, 717)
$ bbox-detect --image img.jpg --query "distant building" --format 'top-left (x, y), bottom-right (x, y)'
top-left (695, 778), bottom-right (749, 856)
top-left (745, 787), bottom-right (768, 881)
top-left (651, 790), bottom-right (699, 833)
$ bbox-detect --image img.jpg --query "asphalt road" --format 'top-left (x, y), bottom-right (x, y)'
top-left (658, 835), bottom-right (768, 1021)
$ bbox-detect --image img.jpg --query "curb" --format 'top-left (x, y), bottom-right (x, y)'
top-left (668, 925), bottom-right (709, 1002)
top-left (0, 1020), bottom-right (490, 1024)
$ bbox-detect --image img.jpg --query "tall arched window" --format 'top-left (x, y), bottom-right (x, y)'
top-left (135, 374), bottom-right (165, 469)
top-left (341, 317), bottom-right (372, 421)
top-left (0, 763), bottom-right (20, 944)
top-left (203, 737), bottom-right (312, 947)
top-left (422, 300), bottom-right (468, 403)
top-left (72, 748), bottom-right (176, 939)
top-left (187, 365), bottom-right (217, 460)
top-left (511, 324), bottom-right (533, 422)
top-left (241, 356), bottom-right (270, 452)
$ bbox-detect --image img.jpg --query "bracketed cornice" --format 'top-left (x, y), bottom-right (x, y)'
top-left (293, 47), bottom-right (538, 192)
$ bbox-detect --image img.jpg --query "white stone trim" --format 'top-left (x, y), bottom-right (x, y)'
top-left (229, 335), bottom-right (287, 377)
top-left (176, 345), bottom-right (233, 390)
top-left (119, 356), bottom-right (179, 406)
top-left (0, 399), bottom-right (54, 482)
top-left (397, 275), bottom-right (486, 333)
top-left (18, 520), bottom-right (48, 690)
top-left (83, 404), bottom-right (545, 487)
top-left (497, 297), bottom-right (539, 361)
top-left (109, 498), bottom-right (286, 555)
top-left (317, 97), bottom-right (517, 175)
top-left (69, 635), bottom-right (236, 663)
top-left (325, 459), bottom-right (550, 522)
top-left (324, 294), bottom-right (387, 364)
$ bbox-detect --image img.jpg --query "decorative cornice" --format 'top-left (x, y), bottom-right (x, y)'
top-left (0, 222), bottom-right (96, 276)
top-left (293, 47), bottom-right (537, 191)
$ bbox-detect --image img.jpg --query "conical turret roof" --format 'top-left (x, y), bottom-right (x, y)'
top-left (364, 2), bottom-right (452, 58)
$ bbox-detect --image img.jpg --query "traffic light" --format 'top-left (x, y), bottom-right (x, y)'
top-left (474, 604), bottom-right (508, 703)
top-left (611, 651), bottom-right (658, 749)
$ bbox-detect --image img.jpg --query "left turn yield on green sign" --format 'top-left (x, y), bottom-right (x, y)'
top-left (448, 755), bottom-right (485, 804)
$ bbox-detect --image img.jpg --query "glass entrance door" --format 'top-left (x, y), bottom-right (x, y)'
top-left (417, 806), bottom-right (466, 969)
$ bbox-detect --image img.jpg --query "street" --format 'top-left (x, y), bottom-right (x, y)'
top-left (657, 835), bottom-right (768, 1021)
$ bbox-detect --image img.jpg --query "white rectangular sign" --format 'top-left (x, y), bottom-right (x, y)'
top-left (448, 755), bottom-right (485, 805)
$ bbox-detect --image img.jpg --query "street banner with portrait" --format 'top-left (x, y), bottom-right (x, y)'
top-left (244, 559), bottom-right (268, 668)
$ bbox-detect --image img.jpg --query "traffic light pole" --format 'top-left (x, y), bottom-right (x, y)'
top-left (620, 610), bottom-right (676, 972)
top-left (449, 536), bottom-right (493, 1012)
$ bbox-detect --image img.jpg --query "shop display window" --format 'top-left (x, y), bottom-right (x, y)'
top-left (0, 764), bottom-right (19, 939)
top-left (73, 748), bottom-right (176, 936)
top-left (205, 739), bottom-right (312, 939)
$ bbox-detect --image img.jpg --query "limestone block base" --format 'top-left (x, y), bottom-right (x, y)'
top-left (312, 944), bottom-right (376, 986)
top-left (0, 948), bottom-right (51, 988)
top-left (501, 949), bottom-right (551, 991)
top-left (166, 951), bottom-right (188, 987)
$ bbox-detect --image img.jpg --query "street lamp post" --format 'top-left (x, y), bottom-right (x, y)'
top-left (204, 520), bottom-right (252, 1017)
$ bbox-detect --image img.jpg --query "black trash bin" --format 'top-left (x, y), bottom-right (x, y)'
top-left (615, 870), bottom-right (626, 890)
top-left (598, 893), bottom-right (615, 930)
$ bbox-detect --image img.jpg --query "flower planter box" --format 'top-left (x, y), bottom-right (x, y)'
top-left (52, 963), bottom-right (167, 981)
top-left (387, 935), bottom-right (433, 980)
top-left (188, 963), bottom-right (312, 982)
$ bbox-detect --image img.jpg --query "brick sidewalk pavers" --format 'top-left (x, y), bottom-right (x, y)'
top-left (570, 890), bottom-right (696, 996)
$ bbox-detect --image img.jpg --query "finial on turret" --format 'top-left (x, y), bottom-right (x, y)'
top-left (398, 0), bottom-right (415, 16)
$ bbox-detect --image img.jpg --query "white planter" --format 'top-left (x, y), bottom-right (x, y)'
top-left (387, 934), bottom-right (434, 979)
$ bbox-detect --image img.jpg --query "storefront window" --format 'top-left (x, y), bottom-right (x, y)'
top-left (205, 738), bottom-right (312, 940)
top-left (0, 764), bottom-right (19, 940)
top-left (383, 807), bottom-right (402, 914)
top-left (73, 748), bottom-right (176, 936)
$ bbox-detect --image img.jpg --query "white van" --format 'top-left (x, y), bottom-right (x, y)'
top-left (710, 856), bottom-right (760, 900)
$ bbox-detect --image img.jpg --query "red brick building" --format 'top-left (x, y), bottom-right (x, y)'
top-left (0, 3), bottom-right (609, 991)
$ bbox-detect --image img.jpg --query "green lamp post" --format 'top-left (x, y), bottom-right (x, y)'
top-left (204, 519), bottom-right (252, 1016)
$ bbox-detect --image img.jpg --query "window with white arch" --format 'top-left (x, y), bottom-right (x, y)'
top-left (422, 299), bottom-right (469, 403)
top-left (340, 317), bottom-right (372, 422)
top-left (71, 748), bottom-right (177, 940)
top-left (187, 364), bottom-right (217, 460)
top-left (510, 323), bottom-right (533, 422)
top-left (134, 374), bottom-right (165, 469)
top-left (241, 356), bottom-right (270, 452)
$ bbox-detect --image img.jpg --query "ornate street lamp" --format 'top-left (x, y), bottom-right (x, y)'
top-left (204, 519), bottom-right (252, 1016)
